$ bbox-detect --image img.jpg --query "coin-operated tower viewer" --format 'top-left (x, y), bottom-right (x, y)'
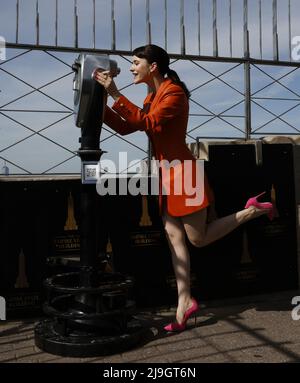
top-left (34, 55), bottom-right (148, 358)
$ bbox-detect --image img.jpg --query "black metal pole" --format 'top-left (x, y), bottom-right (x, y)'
top-left (76, 79), bottom-right (105, 286)
top-left (77, 110), bottom-right (104, 286)
top-left (244, 60), bottom-right (252, 141)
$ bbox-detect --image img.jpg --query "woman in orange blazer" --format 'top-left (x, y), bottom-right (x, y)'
top-left (94, 45), bottom-right (273, 332)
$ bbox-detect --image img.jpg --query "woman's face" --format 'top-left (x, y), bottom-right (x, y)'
top-left (130, 55), bottom-right (152, 84)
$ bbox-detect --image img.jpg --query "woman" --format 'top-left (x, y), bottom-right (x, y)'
top-left (94, 44), bottom-right (273, 332)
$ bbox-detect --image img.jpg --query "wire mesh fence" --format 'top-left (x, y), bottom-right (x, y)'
top-left (0, 0), bottom-right (300, 174)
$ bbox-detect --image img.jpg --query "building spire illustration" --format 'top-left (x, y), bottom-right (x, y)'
top-left (64, 192), bottom-right (78, 231)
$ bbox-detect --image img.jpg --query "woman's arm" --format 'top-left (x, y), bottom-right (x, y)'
top-left (95, 70), bottom-right (141, 136)
top-left (104, 106), bottom-right (140, 136)
top-left (95, 69), bottom-right (186, 134)
top-left (112, 89), bottom-right (185, 133)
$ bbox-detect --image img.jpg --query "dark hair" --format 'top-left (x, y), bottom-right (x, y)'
top-left (132, 44), bottom-right (190, 98)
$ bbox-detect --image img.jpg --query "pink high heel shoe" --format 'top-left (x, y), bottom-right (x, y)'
top-left (244, 191), bottom-right (274, 221)
top-left (164, 298), bottom-right (199, 332)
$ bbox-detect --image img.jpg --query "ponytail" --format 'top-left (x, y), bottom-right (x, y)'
top-left (166, 68), bottom-right (191, 99)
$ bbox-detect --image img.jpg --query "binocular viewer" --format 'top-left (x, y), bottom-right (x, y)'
top-left (72, 54), bottom-right (120, 130)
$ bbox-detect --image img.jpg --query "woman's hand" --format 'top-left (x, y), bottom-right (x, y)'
top-left (93, 69), bottom-right (121, 102)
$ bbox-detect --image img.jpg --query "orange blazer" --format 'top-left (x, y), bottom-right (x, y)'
top-left (104, 78), bottom-right (212, 216)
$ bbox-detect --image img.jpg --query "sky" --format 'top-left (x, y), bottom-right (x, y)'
top-left (0, 0), bottom-right (300, 174)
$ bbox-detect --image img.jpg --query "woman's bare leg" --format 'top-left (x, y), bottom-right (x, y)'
top-left (162, 206), bottom-right (271, 323)
top-left (162, 212), bottom-right (194, 323)
top-left (182, 205), bottom-right (270, 248)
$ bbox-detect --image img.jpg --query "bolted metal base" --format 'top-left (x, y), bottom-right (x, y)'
top-left (34, 317), bottom-right (150, 358)
top-left (34, 270), bottom-right (152, 357)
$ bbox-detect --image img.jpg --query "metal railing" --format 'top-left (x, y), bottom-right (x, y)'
top-left (0, 0), bottom-right (300, 174)
top-left (3, 0), bottom-right (299, 63)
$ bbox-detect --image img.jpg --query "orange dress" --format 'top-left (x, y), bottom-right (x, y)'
top-left (104, 78), bottom-right (213, 216)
